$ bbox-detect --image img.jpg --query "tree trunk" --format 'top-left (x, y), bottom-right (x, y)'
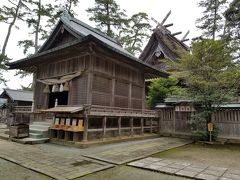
top-left (2, 0), bottom-right (22, 55)
top-left (34, 0), bottom-right (41, 53)
top-left (106, 3), bottom-right (111, 36)
top-left (212, 0), bottom-right (218, 40)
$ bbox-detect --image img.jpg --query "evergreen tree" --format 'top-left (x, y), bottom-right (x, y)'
top-left (196, 0), bottom-right (227, 40)
top-left (175, 39), bottom-right (240, 137)
top-left (86, 0), bottom-right (127, 38)
top-left (224, 0), bottom-right (240, 59)
top-left (0, 0), bottom-right (29, 84)
top-left (147, 77), bottom-right (184, 108)
top-left (0, 0), bottom-right (29, 56)
top-left (119, 12), bottom-right (151, 56)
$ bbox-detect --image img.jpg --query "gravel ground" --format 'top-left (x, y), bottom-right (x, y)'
top-left (0, 158), bottom-right (51, 180)
top-left (152, 143), bottom-right (240, 170)
top-left (79, 166), bottom-right (190, 180)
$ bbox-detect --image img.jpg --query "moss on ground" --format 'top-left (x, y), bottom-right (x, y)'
top-left (152, 143), bottom-right (240, 169)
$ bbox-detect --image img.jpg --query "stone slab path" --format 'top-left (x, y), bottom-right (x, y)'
top-left (128, 157), bottom-right (240, 180)
top-left (83, 137), bottom-right (191, 165)
top-left (0, 139), bottom-right (113, 180)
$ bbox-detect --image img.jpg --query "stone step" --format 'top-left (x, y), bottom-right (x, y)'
top-left (30, 129), bottom-right (49, 138)
top-left (29, 132), bottom-right (43, 139)
top-left (30, 124), bottom-right (50, 130)
top-left (11, 137), bottom-right (50, 144)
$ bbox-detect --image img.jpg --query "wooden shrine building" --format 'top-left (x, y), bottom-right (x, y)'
top-left (7, 14), bottom-right (168, 142)
top-left (139, 23), bottom-right (189, 71)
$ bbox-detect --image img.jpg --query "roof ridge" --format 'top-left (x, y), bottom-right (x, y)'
top-left (67, 16), bottom-right (121, 46)
top-left (4, 88), bottom-right (33, 93)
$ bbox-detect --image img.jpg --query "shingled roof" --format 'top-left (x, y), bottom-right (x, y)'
top-left (7, 15), bottom-right (168, 78)
top-left (139, 26), bottom-right (189, 69)
top-left (0, 89), bottom-right (33, 102)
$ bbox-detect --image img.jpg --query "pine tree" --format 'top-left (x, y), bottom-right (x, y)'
top-left (86, 0), bottom-right (127, 38)
top-left (224, 0), bottom-right (240, 59)
top-left (119, 12), bottom-right (151, 56)
top-left (0, 0), bottom-right (29, 84)
top-left (196, 0), bottom-right (227, 40)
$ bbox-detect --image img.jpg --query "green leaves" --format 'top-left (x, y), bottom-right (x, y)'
top-left (196, 0), bottom-right (227, 40)
top-left (87, 0), bottom-right (127, 38)
top-left (119, 12), bottom-right (152, 56)
top-left (87, 1), bottom-right (152, 56)
top-left (147, 77), bottom-right (184, 108)
top-left (176, 39), bottom-right (240, 120)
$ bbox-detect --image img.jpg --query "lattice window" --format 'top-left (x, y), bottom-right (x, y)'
top-left (115, 64), bottom-right (130, 80)
top-left (132, 85), bottom-right (142, 99)
top-left (115, 81), bottom-right (129, 97)
top-left (131, 99), bottom-right (142, 109)
top-left (70, 76), bottom-right (87, 105)
top-left (92, 92), bottom-right (111, 106)
top-left (114, 96), bottom-right (128, 108)
top-left (94, 57), bottom-right (113, 75)
top-left (92, 75), bottom-right (111, 93)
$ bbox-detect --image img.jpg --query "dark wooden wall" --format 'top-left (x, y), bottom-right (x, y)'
top-left (35, 42), bottom-right (146, 110)
top-left (90, 54), bottom-right (145, 109)
top-left (35, 55), bottom-right (90, 110)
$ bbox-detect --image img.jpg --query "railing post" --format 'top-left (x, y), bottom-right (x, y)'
top-left (150, 118), bottom-right (153, 133)
top-left (102, 116), bottom-right (107, 138)
top-left (130, 117), bottom-right (133, 136)
top-left (83, 114), bottom-right (88, 141)
top-left (118, 116), bottom-right (121, 136)
top-left (141, 118), bottom-right (144, 135)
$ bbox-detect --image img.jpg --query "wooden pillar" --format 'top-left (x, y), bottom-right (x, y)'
top-left (118, 116), bottom-right (121, 136)
top-left (83, 114), bottom-right (88, 141)
top-left (150, 118), bottom-right (153, 133)
top-left (102, 116), bottom-right (107, 138)
top-left (141, 118), bottom-right (144, 135)
top-left (73, 132), bottom-right (79, 142)
top-left (64, 131), bottom-right (70, 141)
top-left (158, 117), bottom-right (161, 133)
top-left (173, 109), bottom-right (176, 133)
top-left (130, 117), bottom-right (133, 136)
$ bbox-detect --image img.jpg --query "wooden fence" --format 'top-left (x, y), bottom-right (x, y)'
top-left (158, 107), bottom-right (240, 138)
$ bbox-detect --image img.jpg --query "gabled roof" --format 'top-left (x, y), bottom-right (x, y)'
top-left (39, 15), bottom-right (132, 57)
top-left (0, 89), bottom-right (33, 102)
top-left (7, 15), bottom-right (168, 78)
top-left (139, 27), bottom-right (189, 64)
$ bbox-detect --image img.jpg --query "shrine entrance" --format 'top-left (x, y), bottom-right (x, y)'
top-left (48, 91), bottom-right (68, 108)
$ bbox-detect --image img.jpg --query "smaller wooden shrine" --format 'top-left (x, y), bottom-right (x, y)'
top-left (139, 11), bottom-right (189, 71)
top-left (7, 14), bottom-right (168, 142)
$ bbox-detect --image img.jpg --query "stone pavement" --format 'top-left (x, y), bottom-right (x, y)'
top-left (0, 139), bottom-right (113, 180)
top-left (128, 157), bottom-right (240, 180)
top-left (83, 137), bottom-right (191, 164)
top-left (0, 137), bottom-right (191, 179)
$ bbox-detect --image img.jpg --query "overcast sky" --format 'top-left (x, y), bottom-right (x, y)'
top-left (0, 0), bottom-right (203, 91)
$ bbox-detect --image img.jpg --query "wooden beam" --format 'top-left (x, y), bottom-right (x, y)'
top-left (160, 10), bottom-right (171, 26)
top-left (181, 39), bottom-right (189, 42)
top-left (83, 114), bottom-right (88, 141)
top-left (164, 23), bottom-right (173, 28)
top-left (172, 32), bottom-right (182, 36)
top-left (181, 30), bottom-right (190, 41)
top-left (118, 116), bottom-right (121, 136)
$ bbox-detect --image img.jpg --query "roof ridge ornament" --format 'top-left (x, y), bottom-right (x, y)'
top-left (63, 10), bottom-right (72, 19)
